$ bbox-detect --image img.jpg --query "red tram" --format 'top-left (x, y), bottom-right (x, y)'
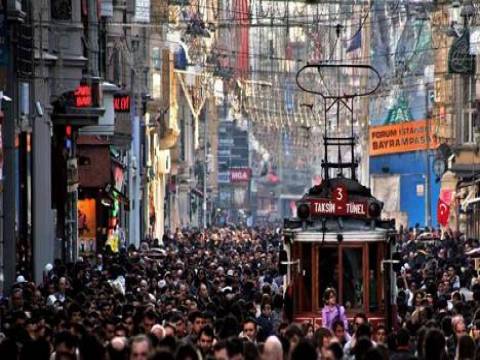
top-left (282, 177), bottom-right (396, 329)
top-left (281, 63), bottom-right (397, 329)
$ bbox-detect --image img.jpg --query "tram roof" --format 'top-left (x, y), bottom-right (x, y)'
top-left (286, 228), bottom-right (391, 243)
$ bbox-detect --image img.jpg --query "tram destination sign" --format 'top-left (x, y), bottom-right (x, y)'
top-left (309, 198), bottom-right (367, 217)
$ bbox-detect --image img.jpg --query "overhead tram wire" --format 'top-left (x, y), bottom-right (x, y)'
top-left (30, 51), bottom-right (440, 102)
top-left (33, 3), bottom-right (421, 31)
top-left (33, 17), bottom-right (445, 62)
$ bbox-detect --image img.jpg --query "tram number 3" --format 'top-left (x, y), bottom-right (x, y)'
top-left (333, 185), bottom-right (348, 214)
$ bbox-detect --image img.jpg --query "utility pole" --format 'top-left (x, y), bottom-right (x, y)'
top-left (360, 0), bottom-right (371, 187)
top-left (425, 84), bottom-right (431, 228)
top-left (3, 0), bottom-right (23, 294)
top-left (203, 100), bottom-right (208, 229)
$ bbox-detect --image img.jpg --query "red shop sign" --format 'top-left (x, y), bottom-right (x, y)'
top-left (74, 84), bottom-right (92, 107)
top-left (114, 94), bottom-right (131, 112)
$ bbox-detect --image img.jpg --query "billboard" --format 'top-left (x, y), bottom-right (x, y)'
top-left (369, 120), bottom-right (439, 156)
top-left (78, 198), bottom-right (97, 253)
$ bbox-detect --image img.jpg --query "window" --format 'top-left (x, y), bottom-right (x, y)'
top-left (369, 245), bottom-right (379, 312)
top-left (318, 247), bottom-right (339, 307)
top-left (152, 47), bottom-right (161, 70)
top-left (462, 75), bottom-right (475, 144)
top-left (300, 244), bottom-right (312, 311)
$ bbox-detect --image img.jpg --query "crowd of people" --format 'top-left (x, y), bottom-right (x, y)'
top-left (2, 226), bottom-right (480, 360)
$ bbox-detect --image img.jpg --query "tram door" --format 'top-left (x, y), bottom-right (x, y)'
top-left (317, 245), bottom-right (365, 312)
top-left (316, 243), bottom-right (385, 315)
top-left (292, 241), bottom-right (385, 316)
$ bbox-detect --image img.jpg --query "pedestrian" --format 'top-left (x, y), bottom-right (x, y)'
top-left (321, 288), bottom-right (348, 332)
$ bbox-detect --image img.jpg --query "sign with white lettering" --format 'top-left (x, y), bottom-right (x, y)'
top-left (310, 199), bottom-right (367, 217)
top-left (333, 185), bottom-right (348, 215)
top-left (229, 168), bottom-right (251, 183)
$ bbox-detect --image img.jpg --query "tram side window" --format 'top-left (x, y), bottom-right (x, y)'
top-left (302, 244), bottom-right (312, 312)
top-left (343, 248), bottom-right (363, 310)
top-left (318, 248), bottom-right (339, 307)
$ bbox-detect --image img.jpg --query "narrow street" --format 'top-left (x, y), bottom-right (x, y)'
top-left (0, 1), bottom-right (479, 359)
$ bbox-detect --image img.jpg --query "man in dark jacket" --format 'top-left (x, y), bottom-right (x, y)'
top-left (256, 303), bottom-right (274, 341)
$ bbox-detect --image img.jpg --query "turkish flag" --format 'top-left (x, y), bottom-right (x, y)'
top-left (437, 199), bottom-right (450, 227)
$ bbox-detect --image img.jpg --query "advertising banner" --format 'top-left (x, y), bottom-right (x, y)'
top-left (78, 198), bottom-right (96, 253)
top-left (369, 120), bottom-right (439, 156)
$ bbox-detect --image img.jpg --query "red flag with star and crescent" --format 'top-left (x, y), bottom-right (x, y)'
top-left (437, 198), bottom-right (450, 227)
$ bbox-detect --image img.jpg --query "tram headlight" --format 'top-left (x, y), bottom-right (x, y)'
top-left (297, 203), bottom-right (310, 219)
top-left (368, 202), bottom-right (381, 218)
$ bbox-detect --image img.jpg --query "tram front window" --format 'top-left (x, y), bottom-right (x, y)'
top-left (343, 248), bottom-right (363, 310)
top-left (318, 247), bottom-right (339, 306)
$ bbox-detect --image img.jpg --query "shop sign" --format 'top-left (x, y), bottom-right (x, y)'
top-left (78, 198), bottom-right (97, 253)
top-left (310, 198), bottom-right (367, 217)
top-left (369, 119), bottom-right (439, 156)
top-left (114, 94), bottom-right (130, 112)
top-left (229, 168), bottom-right (251, 182)
top-left (74, 84), bottom-right (92, 107)
top-left (113, 163), bottom-right (125, 192)
top-left (449, 28), bottom-right (475, 74)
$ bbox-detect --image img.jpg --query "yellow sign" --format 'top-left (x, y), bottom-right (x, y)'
top-left (369, 120), bottom-right (439, 156)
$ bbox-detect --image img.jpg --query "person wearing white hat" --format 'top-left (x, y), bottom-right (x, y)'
top-left (15, 275), bottom-right (27, 284)
top-left (43, 263), bottom-right (53, 285)
top-left (158, 280), bottom-right (167, 289)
